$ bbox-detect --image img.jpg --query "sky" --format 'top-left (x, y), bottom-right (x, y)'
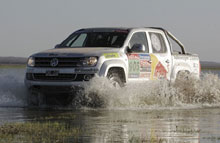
top-left (0, 0), bottom-right (220, 62)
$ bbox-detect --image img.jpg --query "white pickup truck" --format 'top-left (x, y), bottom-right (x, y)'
top-left (25, 27), bottom-right (200, 104)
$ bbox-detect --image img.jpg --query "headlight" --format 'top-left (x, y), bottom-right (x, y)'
top-left (27, 57), bottom-right (35, 67)
top-left (83, 57), bottom-right (98, 66)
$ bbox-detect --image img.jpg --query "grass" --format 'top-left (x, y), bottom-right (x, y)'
top-left (0, 64), bottom-right (26, 69)
top-left (0, 121), bottom-right (84, 143)
top-left (0, 113), bottom-right (85, 143)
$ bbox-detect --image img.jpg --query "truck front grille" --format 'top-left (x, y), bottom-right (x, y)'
top-left (30, 73), bottom-right (94, 82)
top-left (35, 57), bottom-right (84, 67)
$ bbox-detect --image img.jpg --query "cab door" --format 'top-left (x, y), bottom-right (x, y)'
top-left (127, 32), bottom-right (152, 80)
top-left (148, 31), bottom-right (172, 80)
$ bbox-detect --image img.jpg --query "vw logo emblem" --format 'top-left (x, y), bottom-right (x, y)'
top-left (50, 58), bottom-right (59, 67)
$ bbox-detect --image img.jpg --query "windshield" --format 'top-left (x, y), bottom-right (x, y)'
top-left (60, 31), bottom-right (128, 48)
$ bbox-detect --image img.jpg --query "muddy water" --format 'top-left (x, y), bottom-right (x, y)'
top-left (0, 67), bottom-right (220, 142)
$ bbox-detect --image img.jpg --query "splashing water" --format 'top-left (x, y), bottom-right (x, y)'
top-left (0, 69), bottom-right (27, 107)
top-left (0, 68), bottom-right (220, 109)
top-left (76, 73), bottom-right (220, 109)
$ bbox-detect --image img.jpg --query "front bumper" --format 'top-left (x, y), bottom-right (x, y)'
top-left (25, 67), bottom-right (99, 88)
top-left (24, 68), bottom-right (99, 94)
top-left (24, 79), bottom-right (87, 94)
top-left (24, 79), bottom-right (85, 88)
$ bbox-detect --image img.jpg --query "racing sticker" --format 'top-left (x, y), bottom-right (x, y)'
top-left (140, 72), bottom-right (151, 78)
top-left (154, 62), bottom-right (167, 79)
top-left (139, 54), bottom-right (151, 73)
top-left (128, 54), bottom-right (151, 78)
top-left (150, 54), bottom-right (167, 79)
top-left (128, 54), bottom-right (140, 78)
top-left (103, 53), bottom-right (119, 59)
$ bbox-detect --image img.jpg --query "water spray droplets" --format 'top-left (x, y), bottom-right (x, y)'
top-left (79, 73), bottom-right (220, 109)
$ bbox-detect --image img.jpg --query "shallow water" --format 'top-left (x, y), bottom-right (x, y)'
top-left (0, 107), bottom-right (220, 143)
top-left (0, 67), bottom-right (220, 142)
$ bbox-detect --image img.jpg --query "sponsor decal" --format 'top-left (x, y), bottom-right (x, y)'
top-left (140, 60), bottom-right (151, 72)
top-left (150, 54), bottom-right (158, 80)
top-left (150, 54), bottom-right (167, 79)
top-left (127, 53), bottom-right (168, 79)
top-left (139, 54), bottom-right (151, 60)
top-left (128, 54), bottom-right (151, 79)
top-left (128, 54), bottom-right (140, 78)
top-left (139, 54), bottom-right (151, 73)
top-left (128, 54), bottom-right (139, 59)
top-left (104, 53), bottom-right (119, 59)
top-left (154, 62), bottom-right (167, 79)
top-left (140, 73), bottom-right (151, 78)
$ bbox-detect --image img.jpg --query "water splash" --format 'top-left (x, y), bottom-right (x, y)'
top-left (0, 68), bottom-right (220, 109)
top-left (0, 69), bottom-right (27, 107)
top-left (77, 73), bottom-right (220, 109)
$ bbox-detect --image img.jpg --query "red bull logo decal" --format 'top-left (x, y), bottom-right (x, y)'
top-left (150, 54), bottom-right (167, 79)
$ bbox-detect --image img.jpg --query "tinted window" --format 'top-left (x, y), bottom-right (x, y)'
top-left (129, 32), bottom-right (149, 53)
top-left (149, 32), bottom-right (167, 53)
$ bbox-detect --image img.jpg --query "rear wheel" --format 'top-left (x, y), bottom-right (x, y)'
top-left (176, 71), bottom-right (190, 81)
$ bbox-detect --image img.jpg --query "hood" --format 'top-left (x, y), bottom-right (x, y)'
top-left (32, 47), bottom-right (121, 57)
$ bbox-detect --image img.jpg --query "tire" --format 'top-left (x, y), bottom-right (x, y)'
top-left (107, 69), bottom-right (124, 88)
top-left (176, 71), bottom-right (190, 81)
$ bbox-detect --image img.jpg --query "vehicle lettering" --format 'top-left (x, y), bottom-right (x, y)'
top-left (104, 53), bottom-right (119, 59)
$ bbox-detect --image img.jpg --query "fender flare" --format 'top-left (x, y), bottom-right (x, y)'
top-left (99, 59), bottom-right (128, 82)
top-left (171, 63), bottom-right (191, 80)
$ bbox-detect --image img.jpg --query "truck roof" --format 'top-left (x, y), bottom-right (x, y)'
top-left (75, 27), bottom-right (167, 33)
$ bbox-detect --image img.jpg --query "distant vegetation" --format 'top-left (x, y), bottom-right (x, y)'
top-left (200, 61), bottom-right (220, 70)
top-left (0, 57), bottom-right (27, 65)
top-left (0, 56), bottom-right (219, 69)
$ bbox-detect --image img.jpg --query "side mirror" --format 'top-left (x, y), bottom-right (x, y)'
top-left (54, 44), bottom-right (60, 48)
top-left (130, 44), bottom-right (145, 53)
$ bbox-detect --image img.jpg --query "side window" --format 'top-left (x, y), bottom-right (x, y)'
top-left (167, 36), bottom-right (183, 54)
top-left (129, 32), bottom-right (149, 53)
top-left (149, 32), bottom-right (167, 53)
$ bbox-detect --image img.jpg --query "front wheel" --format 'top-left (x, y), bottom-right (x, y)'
top-left (107, 69), bottom-right (124, 88)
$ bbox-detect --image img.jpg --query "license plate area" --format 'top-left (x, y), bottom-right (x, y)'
top-left (46, 70), bottom-right (59, 76)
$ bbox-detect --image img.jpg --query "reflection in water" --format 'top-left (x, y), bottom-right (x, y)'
top-left (85, 110), bottom-right (201, 143)
top-left (1, 108), bottom-right (220, 143)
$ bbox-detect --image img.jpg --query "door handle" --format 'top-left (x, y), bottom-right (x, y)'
top-left (166, 59), bottom-right (170, 63)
